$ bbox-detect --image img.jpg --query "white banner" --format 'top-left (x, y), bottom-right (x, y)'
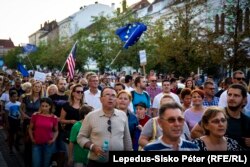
top-left (34, 71), bottom-right (46, 82)
top-left (139, 50), bottom-right (147, 65)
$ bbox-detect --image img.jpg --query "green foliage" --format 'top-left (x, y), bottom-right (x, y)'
top-left (4, 47), bottom-right (23, 69)
top-left (216, 0), bottom-right (250, 71)
top-left (9, 0), bottom-right (248, 77)
top-left (19, 39), bottom-right (84, 72)
top-left (144, 0), bottom-right (223, 77)
top-left (74, 9), bottom-right (151, 73)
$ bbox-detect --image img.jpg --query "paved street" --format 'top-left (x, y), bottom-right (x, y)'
top-left (0, 129), bottom-right (25, 167)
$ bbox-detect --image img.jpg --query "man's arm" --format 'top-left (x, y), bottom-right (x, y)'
top-left (190, 123), bottom-right (204, 139)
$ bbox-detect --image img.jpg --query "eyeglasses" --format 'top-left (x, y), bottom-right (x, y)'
top-left (151, 80), bottom-right (157, 82)
top-left (102, 94), bottom-right (116, 98)
top-left (74, 90), bottom-right (84, 94)
top-left (234, 77), bottom-right (245, 81)
top-left (210, 118), bottom-right (227, 124)
top-left (160, 116), bottom-right (185, 124)
top-left (107, 118), bottom-right (111, 133)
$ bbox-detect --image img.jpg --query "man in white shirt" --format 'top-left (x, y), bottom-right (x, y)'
top-left (84, 74), bottom-right (102, 110)
top-left (152, 79), bottom-right (181, 117)
top-left (124, 75), bottom-right (134, 92)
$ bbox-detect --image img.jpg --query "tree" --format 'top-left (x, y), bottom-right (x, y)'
top-left (4, 47), bottom-right (23, 69)
top-left (216, 0), bottom-right (250, 72)
top-left (74, 9), bottom-right (151, 73)
top-left (145, 0), bottom-right (218, 77)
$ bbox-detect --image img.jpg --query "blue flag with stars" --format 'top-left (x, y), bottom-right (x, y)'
top-left (22, 44), bottom-right (38, 53)
top-left (116, 22), bottom-right (147, 49)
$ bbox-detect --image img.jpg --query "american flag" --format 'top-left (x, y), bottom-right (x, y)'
top-left (67, 42), bottom-right (77, 79)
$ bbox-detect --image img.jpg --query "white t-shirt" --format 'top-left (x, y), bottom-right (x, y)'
top-left (0, 92), bottom-right (10, 105)
top-left (152, 92), bottom-right (181, 109)
top-left (84, 89), bottom-right (102, 110)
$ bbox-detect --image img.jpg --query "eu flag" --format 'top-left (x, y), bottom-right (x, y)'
top-left (22, 44), bottom-right (38, 53)
top-left (17, 63), bottom-right (29, 77)
top-left (116, 22), bottom-right (147, 49)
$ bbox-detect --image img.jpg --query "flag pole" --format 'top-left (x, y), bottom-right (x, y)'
top-left (26, 54), bottom-right (35, 71)
top-left (60, 40), bottom-right (78, 73)
top-left (109, 49), bottom-right (122, 66)
top-left (109, 24), bottom-right (142, 67)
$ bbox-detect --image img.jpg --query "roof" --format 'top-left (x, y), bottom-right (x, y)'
top-left (152, 0), bottom-right (164, 5)
top-left (0, 39), bottom-right (15, 48)
top-left (129, 0), bottom-right (150, 10)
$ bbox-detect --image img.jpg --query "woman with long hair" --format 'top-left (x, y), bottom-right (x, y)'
top-left (60, 84), bottom-right (83, 144)
top-left (185, 79), bottom-right (195, 90)
top-left (20, 81), bottom-right (44, 167)
top-left (46, 84), bottom-right (58, 97)
top-left (29, 97), bottom-right (59, 167)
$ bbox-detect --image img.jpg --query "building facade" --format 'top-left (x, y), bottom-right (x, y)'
top-left (0, 38), bottom-right (15, 57)
top-left (58, 2), bottom-right (114, 41)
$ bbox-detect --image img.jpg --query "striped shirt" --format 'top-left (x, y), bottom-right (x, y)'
top-left (143, 137), bottom-right (199, 151)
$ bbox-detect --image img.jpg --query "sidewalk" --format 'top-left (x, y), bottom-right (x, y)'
top-left (0, 129), bottom-right (25, 167)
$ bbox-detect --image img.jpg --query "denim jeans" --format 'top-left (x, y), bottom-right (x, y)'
top-left (32, 142), bottom-right (55, 167)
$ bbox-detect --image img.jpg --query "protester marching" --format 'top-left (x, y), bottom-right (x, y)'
top-left (0, 6), bottom-right (250, 167)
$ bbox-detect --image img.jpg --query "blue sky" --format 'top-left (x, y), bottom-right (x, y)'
top-left (0, 0), bottom-right (152, 46)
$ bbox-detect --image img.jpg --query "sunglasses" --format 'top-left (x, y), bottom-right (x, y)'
top-left (107, 118), bottom-right (111, 133)
top-left (160, 116), bottom-right (185, 124)
top-left (74, 90), bottom-right (84, 94)
top-left (210, 118), bottom-right (227, 124)
top-left (234, 77), bottom-right (245, 81)
top-left (151, 80), bottom-right (157, 82)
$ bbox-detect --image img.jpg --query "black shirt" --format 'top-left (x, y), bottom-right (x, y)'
top-left (49, 94), bottom-right (68, 117)
top-left (225, 108), bottom-right (250, 149)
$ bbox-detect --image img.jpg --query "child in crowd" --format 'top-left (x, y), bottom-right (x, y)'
top-left (134, 102), bottom-right (150, 151)
top-left (136, 102), bottom-right (150, 129)
top-left (5, 90), bottom-right (21, 154)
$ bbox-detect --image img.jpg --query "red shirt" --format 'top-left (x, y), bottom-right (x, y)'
top-left (31, 113), bottom-right (58, 144)
top-left (139, 115), bottom-right (150, 127)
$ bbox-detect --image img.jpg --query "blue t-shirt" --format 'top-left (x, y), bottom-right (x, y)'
top-left (5, 101), bottom-right (21, 119)
top-left (131, 90), bottom-right (151, 113)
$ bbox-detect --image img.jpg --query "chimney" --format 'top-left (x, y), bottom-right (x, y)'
top-left (117, 7), bottom-right (121, 15)
top-left (122, 0), bottom-right (127, 13)
top-left (111, 3), bottom-right (115, 10)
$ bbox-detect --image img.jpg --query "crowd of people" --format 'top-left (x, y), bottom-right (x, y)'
top-left (0, 69), bottom-right (249, 167)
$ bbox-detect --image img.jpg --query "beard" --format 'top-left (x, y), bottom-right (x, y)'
top-left (58, 87), bottom-right (66, 93)
top-left (228, 104), bottom-right (242, 112)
